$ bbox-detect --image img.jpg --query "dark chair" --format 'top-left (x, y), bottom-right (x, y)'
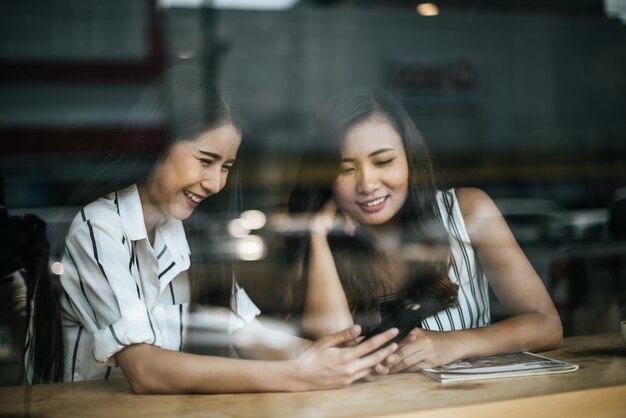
top-left (0, 175), bottom-right (51, 385)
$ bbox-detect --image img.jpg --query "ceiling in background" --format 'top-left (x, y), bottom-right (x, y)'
top-left (304, 0), bottom-right (607, 17)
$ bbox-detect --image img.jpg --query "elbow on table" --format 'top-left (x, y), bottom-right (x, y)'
top-left (301, 314), bottom-right (354, 341)
top-left (543, 332), bottom-right (563, 352)
top-left (301, 322), bottom-right (335, 341)
top-left (123, 361), bottom-right (159, 395)
top-left (116, 345), bottom-right (171, 395)
top-left (518, 311), bottom-right (563, 352)
top-left (127, 379), bottom-right (150, 395)
top-left (541, 313), bottom-right (564, 351)
top-left (126, 369), bottom-right (166, 395)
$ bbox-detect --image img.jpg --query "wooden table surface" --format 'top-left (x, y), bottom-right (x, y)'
top-left (1, 333), bottom-right (625, 418)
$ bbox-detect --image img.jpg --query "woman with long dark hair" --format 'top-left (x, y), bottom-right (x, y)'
top-left (286, 86), bottom-right (562, 372)
top-left (24, 73), bottom-right (399, 392)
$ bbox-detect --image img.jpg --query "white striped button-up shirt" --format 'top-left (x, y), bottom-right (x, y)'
top-left (26, 184), bottom-right (259, 382)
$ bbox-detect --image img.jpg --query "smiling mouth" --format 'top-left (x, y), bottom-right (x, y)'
top-left (358, 195), bottom-right (388, 208)
top-left (183, 190), bottom-right (205, 204)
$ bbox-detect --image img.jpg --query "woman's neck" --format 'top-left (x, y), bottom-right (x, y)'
top-left (137, 182), bottom-right (165, 246)
top-left (365, 219), bottom-right (408, 296)
top-left (365, 219), bottom-right (403, 253)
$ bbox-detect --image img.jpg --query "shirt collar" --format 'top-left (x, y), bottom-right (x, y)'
top-left (158, 216), bottom-right (190, 268)
top-left (116, 184), bottom-right (190, 267)
top-left (117, 184), bottom-right (147, 241)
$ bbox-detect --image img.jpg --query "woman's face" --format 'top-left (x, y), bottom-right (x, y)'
top-left (332, 115), bottom-right (409, 226)
top-left (141, 123), bottom-right (241, 221)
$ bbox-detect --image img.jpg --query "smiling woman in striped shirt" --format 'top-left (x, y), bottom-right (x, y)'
top-left (285, 86), bottom-right (563, 373)
top-left (24, 77), bottom-right (399, 393)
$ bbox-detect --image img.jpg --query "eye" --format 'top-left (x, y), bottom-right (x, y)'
top-left (221, 164), bottom-right (233, 173)
top-left (198, 158), bottom-right (213, 167)
top-left (339, 166), bottom-right (355, 174)
top-left (375, 158), bottom-right (394, 167)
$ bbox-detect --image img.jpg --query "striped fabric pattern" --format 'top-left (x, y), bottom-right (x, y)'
top-left (24, 184), bottom-right (260, 383)
top-left (421, 190), bottom-right (491, 331)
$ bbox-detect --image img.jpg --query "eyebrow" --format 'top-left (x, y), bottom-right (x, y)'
top-left (341, 147), bottom-right (395, 162)
top-left (199, 150), bottom-right (236, 163)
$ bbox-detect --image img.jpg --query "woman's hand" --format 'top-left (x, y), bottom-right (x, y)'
top-left (310, 199), bottom-right (357, 236)
top-left (385, 328), bottom-right (460, 373)
top-left (290, 325), bottom-right (399, 391)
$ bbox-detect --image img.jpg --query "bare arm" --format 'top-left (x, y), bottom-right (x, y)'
top-left (388, 188), bottom-right (562, 372)
top-left (301, 201), bottom-right (354, 339)
top-left (231, 318), bottom-right (311, 360)
top-left (115, 324), bottom-right (399, 394)
top-left (303, 231), bottom-right (354, 339)
top-left (452, 187), bottom-right (563, 355)
top-left (116, 344), bottom-right (294, 394)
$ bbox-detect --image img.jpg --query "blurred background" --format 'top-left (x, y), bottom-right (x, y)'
top-left (1, 0), bottom-right (626, 382)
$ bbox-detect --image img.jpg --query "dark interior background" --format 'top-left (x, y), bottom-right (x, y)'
top-left (1, 0), bottom-right (625, 362)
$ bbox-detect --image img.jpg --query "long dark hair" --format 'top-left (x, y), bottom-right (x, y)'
top-left (285, 86), bottom-right (458, 330)
top-left (27, 67), bottom-right (243, 383)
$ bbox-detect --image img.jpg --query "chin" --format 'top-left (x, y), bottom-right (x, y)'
top-left (360, 212), bottom-right (396, 226)
top-left (169, 207), bottom-right (194, 221)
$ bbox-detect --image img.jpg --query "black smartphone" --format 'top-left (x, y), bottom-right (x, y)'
top-left (361, 297), bottom-right (441, 344)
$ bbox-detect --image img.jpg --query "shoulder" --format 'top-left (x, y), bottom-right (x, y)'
top-left (455, 187), bottom-right (497, 218)
top-left (67, 196), bottom-right (123, 239)
top-left (73, 195), bottom-right (118, 222)
top-left (454, 187), bottom-right (503, 243)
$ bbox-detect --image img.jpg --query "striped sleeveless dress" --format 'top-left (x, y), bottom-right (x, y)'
top-left (420, 189), bottom-right (491, 331)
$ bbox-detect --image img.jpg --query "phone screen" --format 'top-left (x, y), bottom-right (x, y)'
top-left (361, 297), bottom-right (441, 343)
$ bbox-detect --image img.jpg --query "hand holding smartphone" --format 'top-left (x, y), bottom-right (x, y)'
top-left (361, 297), bottom-right (441, 344)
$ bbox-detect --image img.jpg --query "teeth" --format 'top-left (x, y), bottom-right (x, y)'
top-left (364, 196), bottom-right (386, 207)
top-left (184, 190), bottom-right (202, 203)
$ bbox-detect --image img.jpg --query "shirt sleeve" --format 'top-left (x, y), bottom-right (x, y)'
top-left (61, 217), bottom-right (159, 365)
top-left (229, 284), bottom-right (261, 333)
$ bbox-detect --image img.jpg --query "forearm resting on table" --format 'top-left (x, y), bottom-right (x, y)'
top-left (116, 343), bottom-right (296, 394)
top-left (232, 319), bottom-right (311, 361)
top-left (302, 232), bottom-right (353, 339)
top-left (447, 310), bottom-right (563, 361)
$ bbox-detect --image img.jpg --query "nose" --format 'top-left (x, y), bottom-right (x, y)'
top-left (356, 166), bottom-right (380, 195)
top-left (200, 169), bottom-right (222, 195)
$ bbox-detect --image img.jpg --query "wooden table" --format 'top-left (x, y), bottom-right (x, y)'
top-left (1, 333), bottom-right (625, 418)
